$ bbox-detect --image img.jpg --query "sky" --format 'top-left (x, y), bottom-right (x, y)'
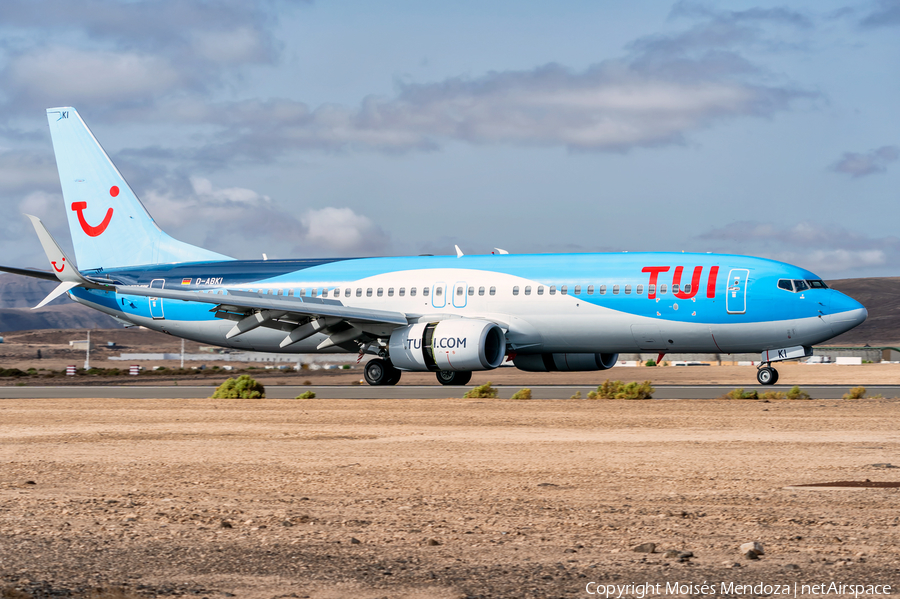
top-left (0, 0), bottom-right (898, 278)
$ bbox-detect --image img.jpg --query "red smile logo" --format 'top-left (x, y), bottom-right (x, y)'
top-left (71, 185), bottom-right (117, 237)
top-left (51, 257), bottom-right (66, 273)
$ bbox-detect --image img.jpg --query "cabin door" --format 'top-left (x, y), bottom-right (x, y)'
top-left (726, 269), bottom-right (749, 314)
top-left (149, 279), bottom-right (165, 319)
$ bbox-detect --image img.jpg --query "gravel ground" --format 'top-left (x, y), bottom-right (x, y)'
top-left (1, 397), bottom-right (899, 598)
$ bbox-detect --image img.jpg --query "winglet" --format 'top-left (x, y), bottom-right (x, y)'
top-left (25, 214), bottom-right (82, 284)
top-left (25, 214), bottom-right (105, 308)
top-left (493, 248), bottom-right (509, 255)
top-left (455, 245), bottom-right (464, 258)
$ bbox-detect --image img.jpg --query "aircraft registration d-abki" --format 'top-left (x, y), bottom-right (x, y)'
top-left (0, 107), bottom-right (868, 386)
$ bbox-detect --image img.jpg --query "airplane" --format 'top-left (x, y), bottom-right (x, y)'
top-left (0, 107), bottom-right (868, 387)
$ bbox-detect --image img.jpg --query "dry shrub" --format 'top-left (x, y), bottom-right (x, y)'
top-left (721, 388), bottom-right (759, 400)
top-left (211, 374), bottom-right (265, 399)
top-left (587, 380), bottom-right (654, 399)
top-left (510, 388), bottom-right (532, 400)
top-left (464, 382), bottom-right (498, 398)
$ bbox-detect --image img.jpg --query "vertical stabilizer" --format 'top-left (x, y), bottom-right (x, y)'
top-left (45, 107), bottom-right (232, 270)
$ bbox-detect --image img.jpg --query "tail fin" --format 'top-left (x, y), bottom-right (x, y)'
top-left (45, 107), bottom-right (232, 270)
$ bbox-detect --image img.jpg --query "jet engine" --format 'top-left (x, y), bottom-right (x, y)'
top-left (389, 319), bottom-right (506, 372)
top-left (513, 352), bottom-right (619, 372)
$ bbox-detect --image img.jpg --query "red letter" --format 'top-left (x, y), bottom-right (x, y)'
top-left (706, 266), bottom-right (719, 299)
top-left (642, 266), bottom-right (670, 299)
top-left (673, 266), bottom-right (702, 299)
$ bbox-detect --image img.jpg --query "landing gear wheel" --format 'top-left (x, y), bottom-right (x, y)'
top-left (757, 366), bottom-right (778, 386)
top-left (436, 370), bottom-right (472, 386)
top-left (365, 358), bottom-right (400, 386)
top-left (384, 366), bottom-right (402, 386)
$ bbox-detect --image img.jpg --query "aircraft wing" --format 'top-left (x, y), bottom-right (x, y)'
top-left (116, 285), bottom-right (409, 349)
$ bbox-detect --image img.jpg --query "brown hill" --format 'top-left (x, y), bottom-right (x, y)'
top-left (825, 277), bottom-right (900, 346)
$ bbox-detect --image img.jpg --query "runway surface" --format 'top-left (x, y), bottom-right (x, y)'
top-left (0, 384), bottom-right (896, 399)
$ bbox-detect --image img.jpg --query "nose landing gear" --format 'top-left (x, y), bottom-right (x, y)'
top-left (757, 364), bottom-right (779, 385)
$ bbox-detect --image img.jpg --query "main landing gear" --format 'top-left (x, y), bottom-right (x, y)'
top-left (364, 358), bottom-right (401, 386)
top-left (757, 364), bottom-right (779, 385)
top-left (436, 370), bottom-right (472, 386)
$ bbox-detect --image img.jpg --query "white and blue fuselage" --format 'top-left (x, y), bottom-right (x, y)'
top-left (3, 107), bottom-right (868, 386)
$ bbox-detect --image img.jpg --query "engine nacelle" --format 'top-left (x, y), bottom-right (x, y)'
top-left (513, 353), bottom-right (619, 372)
top-left (389, 319), bottom-right (507, 372)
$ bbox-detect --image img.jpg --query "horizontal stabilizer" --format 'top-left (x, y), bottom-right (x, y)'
top-left (33, 281), bottom-right (80, 309)
top-left (0, 265), bottom-right (59, 281)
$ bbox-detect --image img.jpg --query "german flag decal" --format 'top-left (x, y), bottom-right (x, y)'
top-left (181, 278), bottom-right (191, 285)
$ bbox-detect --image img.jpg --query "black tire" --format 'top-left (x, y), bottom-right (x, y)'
top-left (365, 358), bottom-right (389, 386)
top-left (436, 370), bottom-right (473, 386)
top-left (385, 367), bottom-right (402, 386)
top-left (757, 367), bottom-right (776, 385)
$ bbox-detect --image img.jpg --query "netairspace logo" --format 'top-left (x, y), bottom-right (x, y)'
top-left (584, 581), bottom-right (893, 598)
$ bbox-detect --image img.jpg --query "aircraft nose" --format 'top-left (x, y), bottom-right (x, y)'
top-left (824, 291), bottom-right (867, 335)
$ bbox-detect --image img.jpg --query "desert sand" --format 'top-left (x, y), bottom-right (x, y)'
top-left (1, 396), bottom-right (899, 598)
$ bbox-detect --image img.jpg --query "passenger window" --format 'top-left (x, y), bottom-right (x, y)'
top-left (356, 288), bottom-right (362, 297)
top-left (489, 286), bottom-right (496, 296)
top-left (366, 288), bottom-right (373, 297)
top-left (456, 286), bottom-right (463, 296)
top-left (321, 289), bottom-right (328, 298)
top-left (613, 285), bottom-right (620, 295)
top-left (574, 285), bottom-right (581, 295)
top-left (537, 286), bottom-right (544, 295)
top-left (388, 288), bottom-right (394, 297)
top-left (399, 287), bottom-right (405, 297)
top-left (311, 288), bottom-right (317, 298)
top-left (345, 288), bottom-right (351, 297)
top-left (587, 285), bottom-right (594, 295)
top-left (524, 286), bottom-right (532, 295)
top-left (468, 286), bottom-right (474, 296)
top-left (636, 284), bottom-right (643, 295)
top-left (794, 280), bottom-right (809, 292)
top-left (660, 283), bottom-right (667, 294)
top-left (549, 285), bottom-right (557, 295)
top-left (624, 285), bottom-right (631, 295)
top-left (300, 288), bottom-right (306, 297)
top-left (423, 287), bottom-right (429, 297)
top-left (513, 286), bottom-right (520, 296)
top-left (435, 287), bottom-right (442, 296)
top-left (377, 288), bottom-right (384, 297)
top-left (561, 285), bottom-right (568, 295)
top-left (478, 286), bottom-right (485, 296)
top-left (411, 287), bottom-right (417, 297)
top-left (672, 284), bottom-right (680, 293)
top-left (683, 284), bottom-right (691, 294)
top-left (648, 284), bottom-right (655, 295)
top-left (599, 285), bottom-right (606, 295)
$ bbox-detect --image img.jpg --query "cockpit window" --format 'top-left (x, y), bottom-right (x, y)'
top-left (777, 279), bottom-right (793, 292)
top-left (807, 280), bottom-right (828, 289)
top-left (793, 280), bottom-right (809, 292)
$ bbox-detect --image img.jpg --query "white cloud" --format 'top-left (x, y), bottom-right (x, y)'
top-left (7, 48), bottom-right (181, 104)
top-left (302, 207), bottom-right (389, 254)
top-left (140, 178), bottom-right (389, 258)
